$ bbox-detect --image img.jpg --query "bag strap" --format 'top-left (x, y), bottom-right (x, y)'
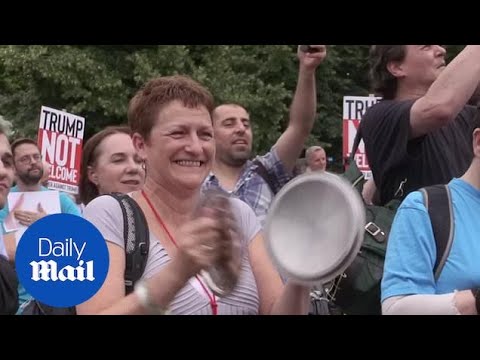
top-left (25, 194), bottom-right (150, 316)
top-left (107, 193), bottom-right (150, 295)
top-left (420, 184), bottom-right (455, 281)
top-left (253, 159), bottom-right (276, 195)
top-left (349, 126), bottom-right (363, 164)
top-left (352, 126), bottom-right (406, 202)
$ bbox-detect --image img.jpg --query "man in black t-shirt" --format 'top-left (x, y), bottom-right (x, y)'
top-left (361, 45), bottom-right (480, 205)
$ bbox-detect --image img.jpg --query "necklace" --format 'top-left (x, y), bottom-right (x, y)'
top-left (141, 190), bottom-right (218, 315)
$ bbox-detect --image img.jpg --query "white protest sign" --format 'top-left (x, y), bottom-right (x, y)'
top-left (4, 191), bottom-right (62, 244)
top-left (342, 95), bottom-right (382, 180)
top-left (37, 106), bottom-right (85, 194)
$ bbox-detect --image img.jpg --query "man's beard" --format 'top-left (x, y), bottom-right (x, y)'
top-left (17, 168), bottom-right (43, 186)
top-left (222, 150), bottom-right (251, 167)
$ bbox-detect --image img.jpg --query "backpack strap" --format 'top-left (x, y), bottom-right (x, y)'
top-left (22, 194), bottom-right (150, 316)
top-left (253, 159), bottom-right (276, 195)
top-left (420, 185), bottom-right (455, 281)
top-left (107, 193), bottom-right (149, 295)
top-left (349, 126), bottom-right (363, 164)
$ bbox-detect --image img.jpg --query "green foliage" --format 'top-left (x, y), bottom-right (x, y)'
top-left (0, 45), bottom-right (465, 165)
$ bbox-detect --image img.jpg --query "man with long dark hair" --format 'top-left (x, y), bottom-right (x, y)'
top-left (362, 45), bottom-right (480, 205)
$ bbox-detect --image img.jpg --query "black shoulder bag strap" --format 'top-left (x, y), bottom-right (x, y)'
top-left (22, 194), bottom-right (150, 315)
top-left (420, 185), bottom-right (455, 281)
top-left (252, 159), bottom-right (277, 195)
top-left (350, 126), bottom-right (363, 164)
top-left (108, 193), bottom-right (150, 295)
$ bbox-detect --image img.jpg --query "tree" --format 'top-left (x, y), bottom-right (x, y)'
top-left (0, 45), bottom-right (465, 165)
top-left (0, 45), bottom-right (296, 154)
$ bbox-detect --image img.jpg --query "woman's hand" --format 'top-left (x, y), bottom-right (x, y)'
top-left (174, 195), bottom-right (241, 281)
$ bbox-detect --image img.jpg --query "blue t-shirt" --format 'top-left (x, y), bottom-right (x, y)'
top-left (381, 178), bottom-right (480, 302)
top-left (0, 185), bottom-right (81, 233)
top-left (0, 185), bottom-right (81, 312)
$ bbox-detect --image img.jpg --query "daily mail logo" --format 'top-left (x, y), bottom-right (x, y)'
top-left (30, 238), bottom-right (94, 282)
top-left (16, 214), bottom-right (109, 308)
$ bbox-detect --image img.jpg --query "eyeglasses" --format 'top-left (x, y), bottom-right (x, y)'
top-left (17, 154), bottom-right (42, 165)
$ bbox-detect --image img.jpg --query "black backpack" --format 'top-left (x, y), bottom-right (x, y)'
top-left (328, 130), bottom-right (455, 315)
top-left (20, 193), bottom-right (149, 315)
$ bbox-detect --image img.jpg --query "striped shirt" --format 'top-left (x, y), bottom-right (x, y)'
top-left (84, 195), bottom-right (262, 315)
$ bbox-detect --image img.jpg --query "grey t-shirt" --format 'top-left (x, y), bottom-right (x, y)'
top-left (84, 195), bottom-right (262, 315)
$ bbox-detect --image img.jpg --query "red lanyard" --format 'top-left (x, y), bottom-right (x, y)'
top-left (141, 190), bottom-right (218, 315)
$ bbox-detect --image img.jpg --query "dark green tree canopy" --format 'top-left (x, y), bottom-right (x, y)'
top-left (0, 45), bottom-right (464, 167)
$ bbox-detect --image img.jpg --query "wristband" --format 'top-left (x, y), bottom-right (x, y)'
top-left (135, 280), bottom-right (170, 315)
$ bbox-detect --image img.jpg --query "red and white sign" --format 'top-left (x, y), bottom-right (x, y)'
top-left (342, 96), bottom-right (382, 180)
top-left (37, 106), bottom-right (85, 194)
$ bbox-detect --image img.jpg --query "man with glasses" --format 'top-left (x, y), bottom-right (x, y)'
top-left (0, 138), bottom-right (80, 312)
top-left (0, 138), bottom-right (80, 248)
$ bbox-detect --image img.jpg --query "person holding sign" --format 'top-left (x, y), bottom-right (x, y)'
top-left (0, 139), bottom-right (80, 234)
top-left (0, 138), bottom-right (81, 312)
top-left (361, 45), bottom-right (480, 205)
